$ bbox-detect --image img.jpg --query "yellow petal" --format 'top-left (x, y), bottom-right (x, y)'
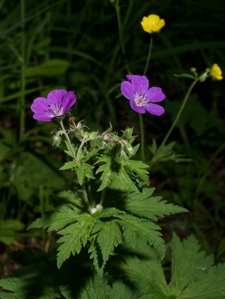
top-left (210, 63), bottom-right (223, 81)
top-left (141, 14), bottom-right (165, 34)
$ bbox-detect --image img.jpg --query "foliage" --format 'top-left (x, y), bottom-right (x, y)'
top-left (1, 234), bottom-right (225, 298)
top-left (0, 0), bottom-right (225, 297)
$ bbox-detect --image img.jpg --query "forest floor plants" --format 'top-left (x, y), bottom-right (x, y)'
top-left (1, 0), bottom-right (225, 298)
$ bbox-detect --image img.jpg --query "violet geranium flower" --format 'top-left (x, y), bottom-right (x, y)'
top-left (121, 75), bottom-right (165, 116)
top-left (31, 89), bottom-right (76, 121)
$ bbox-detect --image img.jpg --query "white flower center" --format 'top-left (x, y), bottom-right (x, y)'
top-left (134, 92), bottom-right (148, 107)
top-left (49, 102), bottom-right (64, 117)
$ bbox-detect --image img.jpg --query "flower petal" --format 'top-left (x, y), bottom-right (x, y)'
top-left (145, 103), bottom-right (165, 116)
top-left (47, 89), bottom-right (67, 104)
top-left (62, 91), bottom-right (77, 114)
top-left (130, 100), bottom-right (145, 114)
top-left (121, 81), bottom-right (134, 100)
top-left (146, 87), bottom-right (166, 103)
top-left (131, 75), bottom-right (149, 93)
top-left (33, 112), bottom-right (53, 121)
top-left (30, 97), bottom-right (49, 113)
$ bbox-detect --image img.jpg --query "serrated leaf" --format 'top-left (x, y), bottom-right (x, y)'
top-left (96, 155), bottom-right (147, 192)
top-left (119, 214), bottom-right (165, 258)
top-left (125, 189), bottom-right (188, 220)
top-left (59, 161), bottom-right (75, 171)
top-left (117, 242), bottom-right (169, 299)
top-left (28, 205), bottom-right (80, 232)
top-left (169, 234), bottom-right (225, 299)
top-left (57, 214), bottom-right (96, 268)
top-left (78, 274), bottom-right (110, 299)
top-left (75, 162), bottom-right (95, 185)
top-left (125, 159), bottom-right (149, 186)
top-left (93, 220), bottom-right (122, 265)
top-left (109, 280), bottom-right (139, 299)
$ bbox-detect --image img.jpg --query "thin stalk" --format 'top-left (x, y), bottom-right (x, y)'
top-left (115, 0), bottom-right (130, 74)
top-left (139, 114), bottom-right (145, 162)
top-left (139, 36), bottom-right (153, 162)
top-left (157, 78), bottom-right (199, 152)
top-left (144, 35), bottom-right (153, 76)
top-left (59, 119), bottom-right (76, 159)
top-left (19, 0), bottom-right (26, 141)
top-left (99, 188), bottom-right (106, 206)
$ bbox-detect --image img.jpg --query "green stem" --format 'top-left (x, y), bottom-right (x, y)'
top-left (99, 188), bottom-right (106, 206)
top-left (59, 119), bottom-right (76, 159)
top-left (138, 36), bottom-right (153, 162)
top-left (144, 35), bottom-right (153, 76)
top-left (115, 0), bottom-right (130, 74)
top-left (19, 0), bottom-right (26, 141)
top-left (158, 78), bottom-right (199, 152)
top-left (139, 114), bottom-right (145, 162)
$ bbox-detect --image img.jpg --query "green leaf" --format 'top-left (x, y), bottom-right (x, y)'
top-left (78, 274), bottom-right (110, 299)
top-left (117, 242), bottom-right (169, 299)
top-left (0, 263), bottom-right (61, 299)
top-left (119, 214), bottom-right (165, 258)
top-left (75, 162), bottom-right (95, 185)
top-left (96, 154), bottom-right (149, 192)
top-left (109, 280), bottom-right (139, 299)
top-left (59, 161), bottom-right (75, 171)
top-left (169, 234), bottom-right (225, 299)
top-left (57, 214), bottom-right (96, 268)
top-left (92, 220), bottom-right (122, 266)
top-left (125, 188), bottom-right (188, 220)
top-left (28, 205), bottom-right (81, 232)
top-left (125, 159), bottom-right (149, 186)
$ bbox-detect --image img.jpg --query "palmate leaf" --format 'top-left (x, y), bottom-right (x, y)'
top-left (75, 162), bottom-right (95, 185)
top-left (89, 220), bottom-right (122, 274)
top-left (28, 191), bottom-right (86, 232)
top-left (96, 154), bottom-right (149, 192)
top-left (169, 234), bottom-right (225, 299)
top-left (125, 188), bottom-right (188, 220)
top-left (109, 280), bottom-right (141, 299)
top-left (28, 205), bottom-right (80, 232)
top-left (119, 214), bottom-right (165, 258)
top-left (57, 214), bottom-right (96, 268)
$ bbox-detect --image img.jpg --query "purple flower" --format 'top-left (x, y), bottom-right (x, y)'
top-left (121, 74), bottom-right (165, 116)
top-left (31, 89), bottom-right (76, 121)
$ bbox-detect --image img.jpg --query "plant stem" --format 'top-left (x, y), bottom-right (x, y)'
top-left (139, 36), bottom-right (153, 162)
top-left (144, 35), bottom-right (153, 76)
top-left (158, 78), bottom-right (199, 152)
top-left (115, 0), bottom-right (130, 74)
top-left (139, 114), bottom-right (145, 162)
top-left (19, 0), bottom-right (26, 141)
top-left (59, 119), bottom-right (76, 159)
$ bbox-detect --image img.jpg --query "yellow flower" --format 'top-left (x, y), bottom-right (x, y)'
top-left (141, 14), bottom-right (165, 34)
top-left (210, 63), bottom-right (223, 80)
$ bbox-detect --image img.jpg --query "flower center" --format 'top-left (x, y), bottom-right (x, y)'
top-left (134, 92), bottom-right (148, 107)
top-left (49, 102), bottom-right (64, 117)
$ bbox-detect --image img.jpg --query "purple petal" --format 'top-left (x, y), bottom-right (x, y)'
top-left (121, 81), bottom-right (134, 100)
top-left (146, 87), bottom-right (166, 103)
top-left (47, 89), bottom-right (67, 105)
top-left (131, 75), bottom-right (149, 94)
top-left (31, 97), bottom-right (49, 113)
top-left (126, 74), bottom-right (140, 82)
top-left (62, 91), bottom-right (77, 114)
top-left (33, 112), bottom-right (52, 122)
top-left (130, 100), bottom-right (145, 114)
top-left (145, 103), bottom-right (165, 116)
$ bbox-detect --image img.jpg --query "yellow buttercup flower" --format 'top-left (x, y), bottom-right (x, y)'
top-left (141, 14), bottom-right (165, 34)
top-left (210, 63), bottom-right (223, 80)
